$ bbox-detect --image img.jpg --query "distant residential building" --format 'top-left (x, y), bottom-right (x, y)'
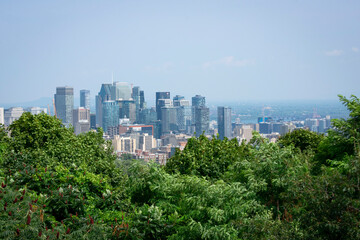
top-left (80, 90), bottom-right (90, 109)
top-left (4, 107), bottom-right (24, 126)
top-left (54, 86), bottom-right (74, 127)
top-left (112, 135), bottom-right (136, 153)
top-left (217, 106), bottom-right (232, 140)
top-left (73, 107), bottom-right (90, 135)
top-left (102, 101), bottom-right (119, 132)
top-left (139, 133), bottom-right (156, 151)
top-left (156, 92), bottom-right (170, 120)
top-left (0, 107), bottom-right (4, 125)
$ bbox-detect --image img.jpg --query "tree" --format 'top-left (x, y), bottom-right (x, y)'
top-left (278, 128), bottom-right (324, 153)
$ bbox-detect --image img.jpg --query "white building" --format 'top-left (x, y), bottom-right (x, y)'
top-left (4, 107), bottom-right (24, 126)
top-left (0, 107), bottom-right (4, 125)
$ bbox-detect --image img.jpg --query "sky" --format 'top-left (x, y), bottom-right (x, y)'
top-left (0, 0), bottom-right (359, 105)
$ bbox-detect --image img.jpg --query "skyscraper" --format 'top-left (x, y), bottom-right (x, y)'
top-left (173, 95), bottom-right (185, 107)
top-left (192, 95), bottom-right (206, 125)
top-left (140, 90), bottom-right (146, 109)
top-left (102, 101), bottom-right (119, 133)
top-left (73, 107), bottom-right (90, 135)
top-left (112, 82), bottom-right (131, 100)
top-left (96, 83), bottom-right (112, 128)
top-left (132, 86), bottom-right (141, 122)
top-left (156, 92), bottom-right (170, 120)
top-left (80, 90), bottom-right (90, 109)
top-left (161, 106), bottom-right (177, 135)
top-left (117, 99), bottom-right (136, 123)
top-left (54, 87), bottom-right (74, 126)
top-left (217, 106), bottom-right (232, 140)
top-left (195, 107), bottom-right (209, 137)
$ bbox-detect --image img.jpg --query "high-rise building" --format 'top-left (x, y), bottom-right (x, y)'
top-left (217, 106), bottom-right (232, 140)
top-left (112, 82), bottom-right (132, 100)
top-left (132, 86), bottom-right (141, 122)
top-left (139, 108), bottom-right (157, 125)
top-left (192, 95), bottom-right (206, 125)
top-left (259, 122), bottom-right (272, 134)
top-left (117, 100), bottom-right (136, 123)
top-left (4, 107), bottom-right (24, 126)
top-left (80, 90), bottom-right (90, 109)
top-left (90, 113), bottom-right (96, 129)
top-left (102, 101), bottom-right (119, 132)
top-left (156, 92), bottom-right (170, 120)
top-left (161, 106), bottom-right (177, 135)
top-left (140, 90), bottom-right (146, 109)
top-left (192, 95), bottom-right (206, 108)
top-left (173, 95), bottom-right (185, 107)
top-left (54, 87), bottom-right (74, 126)
top-left (176, 100), bottom-right (191, 132)
top-left (195, 107), bottom-right (209, 137)
top-left (73, 107), bottom-right (90, 135)
top-left (96, 84), bottom-right (112, 128)
top-left (0, 107), bottom-right (4, 125)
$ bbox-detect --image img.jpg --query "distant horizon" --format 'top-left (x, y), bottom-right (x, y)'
top-left (1, 1), bottom-right (359, 103)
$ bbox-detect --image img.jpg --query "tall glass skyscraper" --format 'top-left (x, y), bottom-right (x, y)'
top-left (156, 92), bottom-right (170, 120)
top-left (96, 84), bottom-right (112, 128)
top-left (102, 101), bottom-right (119, 132)
top-left (80, 90), bottom-right (90, 109)
top-left (112, 82), bottom-right (131, 100)
top-left (195, 107), bottom-right (209, 137)
top-left (54, 86), bottom-right (74, 126)
top-left (217, 106), bottom-right (232, 140)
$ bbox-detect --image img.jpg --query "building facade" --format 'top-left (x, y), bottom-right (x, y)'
top-left (54, 86), bottom-right (74, 126)
top-left (80, 89), bottom-right (90, 109)
top-left (218, 106), bottom-right (232, 140)
top-left (156, 92), bottom-right (170, 120)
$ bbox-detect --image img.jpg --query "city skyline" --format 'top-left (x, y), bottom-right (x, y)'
top-left (1, 1), bottom-right (360, 104)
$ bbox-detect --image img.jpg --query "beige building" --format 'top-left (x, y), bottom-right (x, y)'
top-left (113, 135), bottom-right (136, 153)
top-left (73, 107), bottom-right (90, 135)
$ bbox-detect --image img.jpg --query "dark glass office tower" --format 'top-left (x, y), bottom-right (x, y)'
top-left (217, 106), bottom-right (232, 140)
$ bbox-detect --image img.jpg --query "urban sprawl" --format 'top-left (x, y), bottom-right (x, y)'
top-left (0, 82), bottom-right (333, 164)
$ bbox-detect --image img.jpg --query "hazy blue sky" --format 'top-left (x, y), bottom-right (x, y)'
top-left (1, 0), bottom-right (359, 105)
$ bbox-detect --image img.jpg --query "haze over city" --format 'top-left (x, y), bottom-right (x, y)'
top-left (1, 0), bottom-right (360, 104)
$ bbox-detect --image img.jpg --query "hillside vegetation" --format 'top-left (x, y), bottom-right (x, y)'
top-left (0, 95), bottom-right (359, 239)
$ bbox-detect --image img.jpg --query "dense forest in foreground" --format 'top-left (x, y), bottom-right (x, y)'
top-left (0, 95), bottom-right (360, 239)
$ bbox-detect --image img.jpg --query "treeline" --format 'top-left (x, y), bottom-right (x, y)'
top-left (0, 95), bottom-right (359, 239)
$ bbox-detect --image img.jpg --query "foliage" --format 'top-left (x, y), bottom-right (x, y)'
top-left (1, 95), bottom-right (360, 239)
top-left (278, 128), bottom-right (324, 152)
top-left (165, 135), bottom-right (250, 179)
